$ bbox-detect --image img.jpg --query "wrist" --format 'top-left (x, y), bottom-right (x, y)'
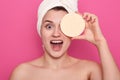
top-left (95, 37), bottom-right (107, 48)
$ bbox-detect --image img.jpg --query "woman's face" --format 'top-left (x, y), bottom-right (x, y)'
top-left (40, 9), bottom-right (71, 58)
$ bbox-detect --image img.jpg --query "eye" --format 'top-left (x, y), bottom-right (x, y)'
top-left (46, 24), bottom-right (53, 30)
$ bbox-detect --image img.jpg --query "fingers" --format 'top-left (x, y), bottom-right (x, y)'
top-left (83, 12), bottom-right (98, 23)
top-left (75, 12), bottom-right (98, 23)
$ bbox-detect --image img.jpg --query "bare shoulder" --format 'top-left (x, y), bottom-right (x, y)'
top-left (77, 59), bottom-right (102, 72)
top-left (10, 62), bottom-right (30, 80)
top-left (72, 57), bottom-right (101, 69)
top-left (10, 58), bottom-right (42, 80)
top-left (80, 59), bottom-right (101, 69)
top-left (70, 57), bottom-right (102, 72)
top-left (77, 59), bottom-right (102, 80)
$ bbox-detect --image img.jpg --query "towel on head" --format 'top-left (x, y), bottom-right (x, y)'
top-left (37, 0), bottom-right (78, 36)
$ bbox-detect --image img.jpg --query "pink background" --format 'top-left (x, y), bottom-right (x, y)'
top-left (0, 0), bottom-right (120, 80)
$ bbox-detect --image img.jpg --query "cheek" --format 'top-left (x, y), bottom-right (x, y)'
top-left (41, 35), bottom-right (49, 43)
top-left (41, 29), bottom-right (53, 37)
top-left (41, 30), bottom-right (49, 38)
top-left (64, 38), bottom-right (71, 46)
top-left (41, 32), bottom-right (51, 45)
top-left (41, 36), bottom-right (50, 49)
top-left (67, 39), bottom-right (71, 46)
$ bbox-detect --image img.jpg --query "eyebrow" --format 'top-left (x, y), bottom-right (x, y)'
top-left (43, 20), bottom-right (53, 23)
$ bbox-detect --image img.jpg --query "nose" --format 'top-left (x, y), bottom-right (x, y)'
top-left (52, 27), bottom-right (61, 37)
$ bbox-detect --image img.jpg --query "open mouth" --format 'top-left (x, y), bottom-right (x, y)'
top-left (50, 40), bottom-right (63, 44)
top-left (50, 40), bottom-right (63, 51)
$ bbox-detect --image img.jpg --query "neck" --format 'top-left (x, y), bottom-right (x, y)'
top-left (42, 52), bottom-right (71, 69)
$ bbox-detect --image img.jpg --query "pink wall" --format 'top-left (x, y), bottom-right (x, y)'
top-left (0, 0), bottom-right (120, 80)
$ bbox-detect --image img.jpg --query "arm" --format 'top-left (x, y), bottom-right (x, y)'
top-left (97, 39), bottom-right (120, 80)
top-left (73, 12), bottom-right (120, 80)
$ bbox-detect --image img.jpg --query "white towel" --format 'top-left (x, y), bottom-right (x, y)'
top-left (37, 0), bottom-right (78, 36)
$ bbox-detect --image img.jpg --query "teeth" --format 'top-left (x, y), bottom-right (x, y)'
top-left (51, 40), bottom-right (63, 44)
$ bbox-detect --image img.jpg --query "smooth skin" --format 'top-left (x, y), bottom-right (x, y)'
top-left (10, 9), bottom-right (120, 80)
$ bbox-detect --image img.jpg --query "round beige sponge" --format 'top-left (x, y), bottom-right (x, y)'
top-left (60, 13), bottom-right (85, 37)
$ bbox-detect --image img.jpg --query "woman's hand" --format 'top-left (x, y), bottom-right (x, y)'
top-left (72, 12), bottom-right (106, 46)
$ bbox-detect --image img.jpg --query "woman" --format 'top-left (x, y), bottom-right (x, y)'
top-left (10, 0), bottom-right (120, 80)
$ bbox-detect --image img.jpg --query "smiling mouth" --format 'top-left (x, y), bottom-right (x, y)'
top-left (50, 40), bottom-right (63, 44)
top-left (50, 40), bottom-right (63, 51)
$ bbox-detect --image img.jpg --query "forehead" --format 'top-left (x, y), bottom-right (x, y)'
top-left (42, 10), bottom-right (68, 22)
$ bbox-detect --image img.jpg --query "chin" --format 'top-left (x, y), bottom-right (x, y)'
top-left (48, 50), bottom-right (66, 59)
